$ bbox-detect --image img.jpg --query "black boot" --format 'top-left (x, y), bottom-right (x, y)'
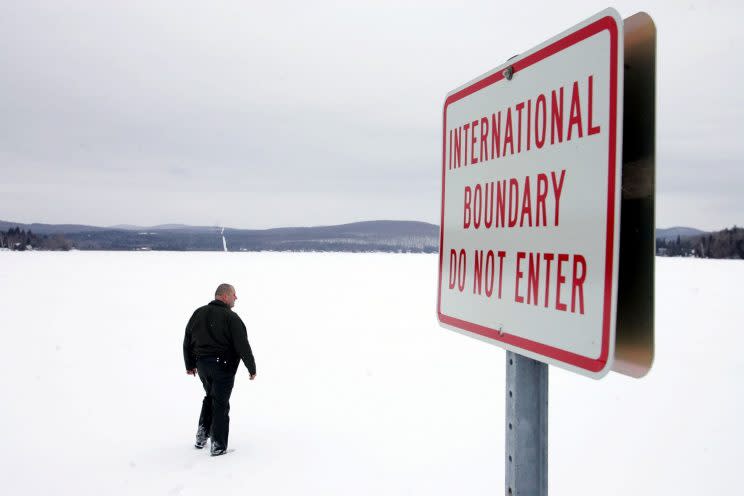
top-left (195, 426), bottom-right (209, 449)
top-left (210, 441), bottom-right (227, 456)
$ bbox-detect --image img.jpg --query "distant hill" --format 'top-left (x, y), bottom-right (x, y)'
top-left (7, 219), bottom-right (739, 257)
top-left (223, 220), bottom-right (438, 252)
top-left (657, 226), bottom-right (744, 259)
top-left (655, 226), bottom-right (707, 242)
top-left (0, 220), bottom-right (109, 234)
top-left (0, 219), bottom-right (439, 253)
top-left (108, 224), bottom-right (223, 233)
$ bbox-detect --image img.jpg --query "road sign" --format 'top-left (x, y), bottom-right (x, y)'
top-left (437, 9), bottom-right (624, 378)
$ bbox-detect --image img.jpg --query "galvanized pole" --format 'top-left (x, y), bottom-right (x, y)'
top-left (506, 351), bottom-right (548, 495)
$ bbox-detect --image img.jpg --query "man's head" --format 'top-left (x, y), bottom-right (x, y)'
top-left (215, 283), bottom-right (237, 308)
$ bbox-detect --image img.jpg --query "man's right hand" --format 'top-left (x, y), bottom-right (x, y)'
top-left (249, 373), bottom-right (256, 380)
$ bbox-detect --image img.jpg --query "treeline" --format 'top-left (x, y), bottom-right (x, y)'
top-left (61, 220), bottom-right (439, 252)
top-left (66, 230), bottom-right (221, 251)
top-left (0, 227), bottom-right (73, 251)
top-left (657, 227), bottom-right (744, 259)
top-left (5, 219), bottom-right (741, 257)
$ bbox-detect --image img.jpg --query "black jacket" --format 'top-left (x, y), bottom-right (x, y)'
top-left (183, 300), bottom-right (256, 375)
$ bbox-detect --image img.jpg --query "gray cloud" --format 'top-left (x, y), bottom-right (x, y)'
top-left (0, 0), bottom-right (742, 229)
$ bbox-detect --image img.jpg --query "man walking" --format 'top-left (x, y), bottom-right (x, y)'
top-left (183, 283), bottom-right (256, 456)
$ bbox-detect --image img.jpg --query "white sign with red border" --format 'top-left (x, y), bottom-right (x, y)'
top-left (437, 9), bottom-right (623, 378)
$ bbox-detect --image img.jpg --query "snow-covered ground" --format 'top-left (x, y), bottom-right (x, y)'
top-left (0, 252), bottom-right (741, 495)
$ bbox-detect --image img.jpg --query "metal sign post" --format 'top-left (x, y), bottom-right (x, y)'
top-left (506, 351), bottom-right (548, 496)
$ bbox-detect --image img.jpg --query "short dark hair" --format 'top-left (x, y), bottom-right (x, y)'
top-left (215, 283), bottom-right (234, 297)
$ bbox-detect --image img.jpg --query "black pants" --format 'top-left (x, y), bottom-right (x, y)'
top-left (196, 357), bottom-right (237, 450)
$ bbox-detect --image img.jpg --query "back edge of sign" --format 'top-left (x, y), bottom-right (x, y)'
top-left (437, 8), bottom-right (625, 379)
top-left (612, 12), bottom-right (656, 378)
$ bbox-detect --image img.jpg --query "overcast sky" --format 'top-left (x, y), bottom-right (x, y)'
top-left (1, 0), bottom-right (741, 230)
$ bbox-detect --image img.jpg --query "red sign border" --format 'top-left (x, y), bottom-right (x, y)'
top-left (437, 15), bottom-right (619, 373)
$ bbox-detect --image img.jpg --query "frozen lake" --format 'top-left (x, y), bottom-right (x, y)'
top-left (0, 251), bottom-right (741, 495)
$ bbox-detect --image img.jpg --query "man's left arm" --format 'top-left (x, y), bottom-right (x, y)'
top-left (230, 315), bottom-right (256, 379)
